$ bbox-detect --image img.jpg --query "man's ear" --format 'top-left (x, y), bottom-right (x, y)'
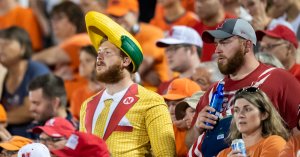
top-left (52, 97), bottom-right (61, 110)
top-left (122, 57), bottom-right (132, 66)
top-left (244, 40), bottom-right (252, 54)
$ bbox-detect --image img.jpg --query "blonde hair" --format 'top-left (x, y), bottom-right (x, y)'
top-left (228, 88), bottom-right (290, 141)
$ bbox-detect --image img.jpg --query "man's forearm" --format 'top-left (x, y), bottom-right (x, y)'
top-left (185, 125), bottom-right (203, 148)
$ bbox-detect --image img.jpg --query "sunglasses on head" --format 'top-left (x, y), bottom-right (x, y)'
top-left (236, 87), bottom-right (259, 95)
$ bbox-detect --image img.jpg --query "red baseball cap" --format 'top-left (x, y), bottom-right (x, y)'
top-left (256, 24), bottom-right (298, 48)
top-left (51, 132), bottom-right (110, 157)
top-left (32, 117), bottom-right (75, 138)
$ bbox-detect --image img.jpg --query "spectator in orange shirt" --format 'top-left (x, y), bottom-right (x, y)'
top-left (217, 87), bottom-right (289, 157)
top-left (257, 25), bottom-right (300, 82)
top-left (70, 46), bottom-right (104, 120)
top-left (107, 0), bottom-right (171, 90)
top-left (32, 1), bottom-right (91, 100)
top-left (0, 0), bottom-right (42, 51)
top-left (279, 106), bottom-right (300, 157)
top-left (162, 78), bottom-right (201, 157)
top-left (33, 1), bottom-right (90, 80)
top-left (150, 0), bottom-right (199, 31)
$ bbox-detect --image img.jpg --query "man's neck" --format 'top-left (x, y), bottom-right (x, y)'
top-left (57, 107), bottom-right (68, 118)
top-left (202, 10), bottom-right (225, 27)
top-left (164, 2), bottom-right (185, 22)
top-left (7, 60), bottom-right (27, 78)
top-left (229, 58), bottom-right (260, 81)
top-left (105, 76), bottom-right (134, 95)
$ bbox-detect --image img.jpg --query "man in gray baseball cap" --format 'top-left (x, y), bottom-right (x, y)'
top-left (186, 18), bottom-right (300, 157)
top-left (202, 18), bottom-right (257, 45)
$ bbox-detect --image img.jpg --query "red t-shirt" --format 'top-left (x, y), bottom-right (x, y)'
top-left (189, 63), bottom-right (300, 156)
top-left (289, 63), bottom-right (300, 83)
top-left (193, 13), bottom-right (236, 62)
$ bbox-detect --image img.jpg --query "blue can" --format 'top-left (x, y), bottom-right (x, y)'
top-left (231, 139), bottom-right (247, 156)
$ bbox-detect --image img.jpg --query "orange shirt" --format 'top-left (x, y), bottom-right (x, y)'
top-left (279, 134), bottom-right (300, 157)
top-left (59, 33), bottom-right (91, 73)
top-left (70, 85), bottom-right (97, 120)
top-left (181, 0), bottom-right (195, 13)
top-left (217, 135), bottom-right (286, 157)
top-left (134, 23), bottom-right (170, 88)
top-left (150, 5), bottom-right (199, 31)
top-left (64, 74), bottom-right (87, 102)
top-left (0, 6), bottom-right (42, 51)
top-left (0, 104), bottom-right (7, 123)
top-left (173, 125), bottom-right (188, 157)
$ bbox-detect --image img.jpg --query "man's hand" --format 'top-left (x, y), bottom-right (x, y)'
top-left (194, 105), bottom-right (218, 133)
top-left (0, 126), bottom-right (11, 142)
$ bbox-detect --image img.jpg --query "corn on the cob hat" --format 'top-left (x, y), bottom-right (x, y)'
top-left (85, 11), bottom-right (143, 72)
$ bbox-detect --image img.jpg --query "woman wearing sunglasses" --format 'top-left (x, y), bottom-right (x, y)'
top-left (217, 87), bottom-right (290, 157)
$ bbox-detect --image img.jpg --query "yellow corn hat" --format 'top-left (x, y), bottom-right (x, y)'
top-left (85, 11), bottom-right (143, 72)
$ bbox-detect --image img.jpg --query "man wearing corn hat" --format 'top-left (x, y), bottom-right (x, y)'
top-left (79, 11), bottom-right (175, 156)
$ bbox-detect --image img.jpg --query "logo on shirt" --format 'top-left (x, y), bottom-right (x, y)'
top-left (123, 97), bottom-right (134, 105)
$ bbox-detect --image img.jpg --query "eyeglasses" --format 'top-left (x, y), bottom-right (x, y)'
top-left (235, 87), bottom-right (259, 95)
top-left (38, 137), bottom-right (66, 144)
top-left (260, 42), bottom-right (286, 51)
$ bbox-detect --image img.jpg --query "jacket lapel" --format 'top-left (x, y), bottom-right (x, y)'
top-left (103, 84), bottom-right (139, 140)
top-left (85, 90), bottom-right (104, 133)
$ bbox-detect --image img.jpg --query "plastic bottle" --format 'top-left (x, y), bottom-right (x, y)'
top-left (205, 82), bottom-right (224, 126)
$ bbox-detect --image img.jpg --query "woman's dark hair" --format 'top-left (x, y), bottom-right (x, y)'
top-left (0, 26), bottom-right (33, 59)
top-left (51, 1), bottom-right (86, 33)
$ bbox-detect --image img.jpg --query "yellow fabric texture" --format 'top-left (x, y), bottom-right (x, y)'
top-left (80, 84), bottom-right (176, 156)
top-left (94, 99), bottom-right (113, 138)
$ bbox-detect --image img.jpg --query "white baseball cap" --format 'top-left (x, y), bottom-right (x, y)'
top-left (156, 26), bottom-right (203, 48)
top-left (18, 143), bottom-right (51, 157)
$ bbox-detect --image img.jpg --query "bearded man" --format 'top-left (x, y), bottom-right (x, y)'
top-left (79, 12), bottom-right (175, 156)
top-left (185, 18), bottom-right (300, 157)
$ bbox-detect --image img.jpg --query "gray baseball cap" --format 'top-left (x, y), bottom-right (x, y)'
top-left (202, 18), bottom-right (257, 45)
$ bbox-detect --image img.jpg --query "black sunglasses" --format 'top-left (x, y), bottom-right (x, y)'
top-left (235, 87), bottom-right (259, 95)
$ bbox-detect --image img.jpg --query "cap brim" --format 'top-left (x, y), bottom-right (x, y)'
top-left (202, 30), bottom-right (233, 43)
top-left (175, 102), bottom-right (189, 120)
top-left (255, 30), bottom-right (281, 41)
top-left (156, 38), bottom-right (185, 47)
top-left (106, 7), bottom-right (128, 17)
top-left (0, 143), bottom-right (20, 151)
top-left (162, 94), bottom-right (186, 100)
top-left (32, 126), bottom-right (63, 138)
